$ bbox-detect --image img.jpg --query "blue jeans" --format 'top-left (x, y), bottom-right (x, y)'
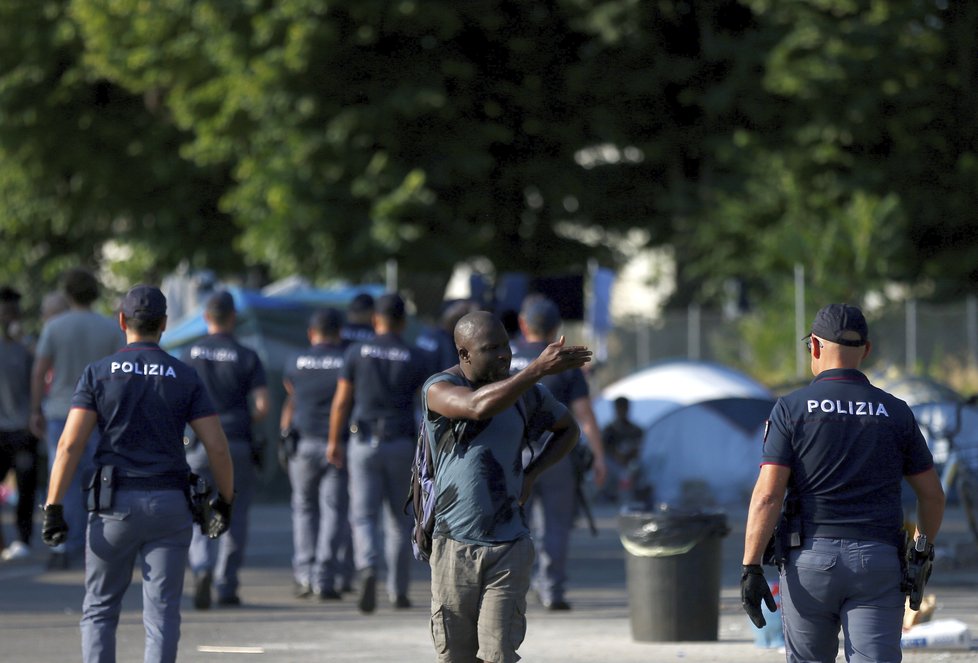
top-left (780, 537), bottom-right (904, 663)
top-left (347, 434), bottom-right (415, 599)
top-left (186, 440), bottom-right (254, 600)
top-left (47, 418), bottom-right (99, 558)
top-left (288, 437), bottom-right (350, 593)
top-left (81, 489), bottom-right (192, 663)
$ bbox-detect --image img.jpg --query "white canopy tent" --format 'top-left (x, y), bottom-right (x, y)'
top-left (595, 360), bottom-right (775, 507)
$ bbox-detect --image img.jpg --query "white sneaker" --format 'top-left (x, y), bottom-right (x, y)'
top-left (2, 541), bottom-right (30, 561)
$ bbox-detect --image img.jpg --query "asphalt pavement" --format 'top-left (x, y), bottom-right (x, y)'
top-left (2, 500), bottom-right (977, 662)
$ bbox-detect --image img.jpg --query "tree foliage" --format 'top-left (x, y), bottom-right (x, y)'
top-left (1, 0), bottom-right (977, 325)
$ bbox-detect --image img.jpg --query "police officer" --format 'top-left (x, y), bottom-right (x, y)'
top-left (41, 285), bottom-right (234, 663)
top-left (341, 292), bottom-right (376, 344)
top-left (280, 308), bottom-right (352, 600)
top-left (510, 295), bottom-right (606, 611)
top-left (184, 290), bottom-right (269, 609)
top-left (327, 292), bottom-right (431, 613)
top-left (742, 303), bottom-right (946, 663)
top-left (414, 299), bottom-right (479, 372)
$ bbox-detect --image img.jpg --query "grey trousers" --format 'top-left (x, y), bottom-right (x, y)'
top-left (347, 433), bottom-right (415, 599)
top-left (780, 537), bottom-right (904, 663)
top-left (81, 489), bottom-right (192, 663)
top-left (187, 440), bottom-right (255, 599)
top-left (288, 436), bottom-right (351, 592)
top-left (525, 452), bottom-right (576, 604)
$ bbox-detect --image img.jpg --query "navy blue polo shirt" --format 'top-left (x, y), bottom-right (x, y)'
top-left (415, 327), bottom-right (458, 373)
top-left (341, 332), bottom-right (431, 438)
top-left (763, 368), bottom-right (934, 545)
top-left (184, 333), bottom-right (267, 442)
top-left (71, 342), bottom-right (215, 477)
top-left (341, 323), bottom-right (375, 344)
top-left (284, 342), bottom-right (345, 438)
top-left (510, 340), bottom-right (590, 407)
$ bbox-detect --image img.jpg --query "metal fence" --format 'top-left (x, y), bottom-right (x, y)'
top-left (579, 297), bottom-right (978, 394)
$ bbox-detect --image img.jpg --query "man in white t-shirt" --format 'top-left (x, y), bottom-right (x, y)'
top-left (30, 268), bottom-right (124, 568)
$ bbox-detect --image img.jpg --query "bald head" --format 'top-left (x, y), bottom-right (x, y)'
top-left (454, 311), bottom-right (502, 350)
top-left (454, 311), bottom-right (512, 384)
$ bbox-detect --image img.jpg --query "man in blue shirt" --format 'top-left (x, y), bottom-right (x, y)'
top-left (280, 308), bottom-right (352, 600)
top-left (184, 291), bottom-right (269, 609)
top-left (424, 310), bottom-right (588, 663)
top-left (742, 303), bottom-right (946, 663)
top-left (42, 285), bottom-right (234, 663)
top-left (328, 292), bottom-right (431, 613)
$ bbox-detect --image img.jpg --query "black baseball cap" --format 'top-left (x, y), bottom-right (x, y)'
top-left (121, 285), bottom-right (167, 320)
top-left (205, 290), bottom-right (235, 316)
top-left (809, 303), bottom-right (868, 347)
top-left (375, 293), bottom-right (406, 320)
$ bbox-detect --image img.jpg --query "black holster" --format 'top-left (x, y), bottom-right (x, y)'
top-left (762, 496), bottom-right (800, 569)
top-left (85, 465), bottom-right (116, 512)
top-left (187, 473), bottom-right (212, 528)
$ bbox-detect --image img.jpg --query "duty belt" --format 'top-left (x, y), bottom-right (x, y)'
top-left (116, 474), bottom-right (187, 490)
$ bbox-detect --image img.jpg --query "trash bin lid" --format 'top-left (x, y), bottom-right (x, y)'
top-left (618, 507), bottom-right (729, 557)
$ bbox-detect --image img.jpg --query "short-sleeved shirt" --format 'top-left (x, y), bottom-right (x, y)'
top-left (284, 342), bottom-right (345, 438)
top-left (762, 368), bottom-right (934, 545)
top-left (184, 333), bottom-right (266, 442)
top-left (415, 327), bottom-right (458, 373)
top-left (0, 338), bottom-right (32, 431)
top-left (341, 332), bottom-right (431, 438)
top-left (36, 310), bottom-right (125, 419)
top-left (341, 323), bottom-right (375, 344)
top-left (423, 371), bottom-right (568, 545)
top-left (71, 342), bottom-right (215, 477)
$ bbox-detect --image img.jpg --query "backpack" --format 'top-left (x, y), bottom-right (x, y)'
top-left (406, 377), bottom-right (531, 563)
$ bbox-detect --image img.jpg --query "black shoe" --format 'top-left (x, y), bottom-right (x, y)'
top-left (392, 595), bottom-right (412, 609)
top-left (193, 572), bottom-right (212, 610)
top-left (294, 582), bottom-right (314, 599)
top-left (358, 572), bottom-right (377, 614)
top-left (317, 588), bottom-right (342, 601)
top-left (339, 580), bottom-right (354, 594)
top-left (544, 599), bottom-right (572, 611)
top-left (216, 595), bottom-right (242, 607)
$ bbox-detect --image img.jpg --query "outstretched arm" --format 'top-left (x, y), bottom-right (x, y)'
top-left (427, 337), bottom-right (591, 421)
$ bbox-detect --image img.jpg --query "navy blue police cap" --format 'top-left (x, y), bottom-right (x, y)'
top-left (347, 292), bottom-right (375, 314)
top-left (809, 303), bottom-right (868, 347)
top-left (309, 307), bottom-right (344, 334)
top-left (122, 285), bottom-right (167, 320)
top-left (375, 293), bottom-right (406, 320)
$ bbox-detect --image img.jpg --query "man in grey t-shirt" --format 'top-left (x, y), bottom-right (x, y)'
top-left (30, 268), bottom-right (124, 567)
top-left (423, 311), bottom-right (588, 663)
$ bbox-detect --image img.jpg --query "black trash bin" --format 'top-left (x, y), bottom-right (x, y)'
top-left (618, 507), bottom-right (729, 642)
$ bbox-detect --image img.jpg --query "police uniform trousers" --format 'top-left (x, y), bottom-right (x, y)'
top-left (186, 439), bottom-right (255, 600)
top-left (780, 537), bottom-right (904, 663)
top-left (288, 436), bottom-right (351, 593)
top-left (81, 488), bottom-right (192, 663)
top-left (47, 417), bottom-right (99, 559)
top-left (524, 451), bottom-right (576, 605)
top-left (347, 432), bottom-right (415, 600)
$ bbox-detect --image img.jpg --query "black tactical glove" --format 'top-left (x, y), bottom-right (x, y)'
top-left (278, 428), bottom-right (299, 471)
top-left (206, 495), bottom-right (233, 539)
top-left (41, 504), bottom-right (68, 547)
top-left (741, 564), bottom-right (777, 628)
